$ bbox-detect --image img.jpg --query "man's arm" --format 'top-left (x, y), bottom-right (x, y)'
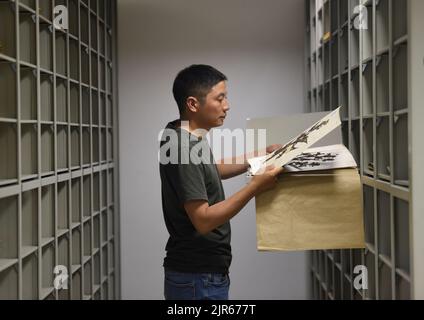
top-left (184, 166), bottom-right (283, 235)
top-left (216, 144), bottom-right (282, 180)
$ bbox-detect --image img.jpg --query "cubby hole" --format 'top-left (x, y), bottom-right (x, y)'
top-left (364, 250), bottom-right (375, 300)
top-left (324, 43), bottom-right (330, 81)
top-left (39, 0), bottom-right (53, 20)
top-left (40, 23), bottom-right (52, 71)
top-left (0, 123), bottom-right (17, 185)
top-left (100, 93), bottom-right (106, 126)
top-left (101, 128), bottom-right (107, 163)
top-left (102, 246), bottom-right (108, 278)
top-left (22, 189), bottom-right (38, 249)
top-left (331, 37), bottom-right (338, 77)
top-left (108, 208), bottom-right (114, 240)
top-left (92, 90), bottom-right (99, 125)
top-left (71, 127), bottom-right (81, 168)
top-left (362, 61), bottom-right (373, 116)
top-left (82, 87), bottom-right (90, 125)
top-left (41, 184), bottom-right (55, 240)
top-left (83, 175), bottom-right (91, 217)
top-left (340, 26), bottom-right (349, 71)
top-left (19, 12), bottom-right (36, 65)
top-left (83, 128), bottom-right (91, 165)
top-left (393, 44), bottom-right (408, 111)
top-left (376, 116), bottom-right (390, 180)
top-left (55, 32), bottom-right (67, 76)
top-left (83, 221), bottom-right (92, 257)
top-left (107, 129), bottom-right (113, 161)
top-left (99, 23), bottom-right (105, 55)
top-left (80, 4), bottom-right (89, 45)
top-left (69, 0), bottom-right (79, 37)
top-left (0, 264), bottom-right (18, 299)
top-left (341, 120), bottom-right (349, 148)
top-left (72, 271), bottom-right (82, 300)
top-left (376, 53), bottom-right (389, 113)
top-left (56, 78), bottom-right (68, 122)
top-left (81, 46), bottom-right (89, 85)
top-left (393, 0), bottom-right (407, 41)
top-left (376, 0), bottom-right (389, 52)
top-left (70, 83), bottom-right (80, 124)
top-left (93, 172), bottom-right (100, 212)
top-left (377, 190), bottom-right (391, 259)
top-left (93, 252), bottom-right (100, 285)
top-left (41, 244), bottom-right (55, 293)
top-left (58, 181), bottom-right (69, 230)
top-left (71, 178), bottom-right (81, 223)
top-left (394, 198), bottom-right (409, 273)
top-left (350, 26), bottom-right (359, 68)
top-left (362, 118), bottom-right (373, 176)
top-left (396, 275), bottom-right (410, 300)
top-left (40, 73), bottom-right (53, 121)
top-left (91, 52), bottom-right (98, 88)
top-left (70, 38), bottom-right (79, 81)
top-left (378, 261), bottom-right (392, 300)
top-left (94, 216), bottom-right (100, 250)
top-left (93, 128), bottom-right (99, 163)
top-left (362, 2), bottom-right (373, 61)
top-left (393, 113), bottom-right (409, 186)
top-left (41, 124), bottom-right (54, 174)
top-left (21, 123), bottom-right (38, 179)
top-left (84, 261), bottom-right (92, 297)
top-left (22, 253), bottom-right (38, 299)
top-left (57, 125), bottom-right (68, 170)
top-left (108, 170), bottom-right (114, 204)
top-left (330, 0), bottom-right (338, 32)
top-left (350, 120), bottom-right (360, 167)
top-left (101, 170), bottom-right (107, 209)
top-left (102, 211), bottom-right (107, 244)
top-left (340, 0), bottom-right (348, 24)
top-left (58, 234), bottom-right (70, 300)
top-left (0, 2), bottom-right (16, 59)
top-left (350, 68), bottom-right (360, 118)
top-left (72, 227), bottom-right (81, 266)
top-left (0, 62), bottom-right (17, 119)
top-left (100, 58), bottom-right (106, 91)
top-left (20, 67), bottom-right (37, 120)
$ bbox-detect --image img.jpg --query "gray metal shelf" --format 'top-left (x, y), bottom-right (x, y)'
top-left (306, 0), bottom-right (412, 300)
top-left (0, 0), bottom-right (119, 300)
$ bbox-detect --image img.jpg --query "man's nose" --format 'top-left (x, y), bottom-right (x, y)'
top-left (223, 102), bottom-right (230, 112)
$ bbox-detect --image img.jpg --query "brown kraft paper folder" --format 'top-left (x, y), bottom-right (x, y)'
top-left (256, 168), bottom-right (366, 252)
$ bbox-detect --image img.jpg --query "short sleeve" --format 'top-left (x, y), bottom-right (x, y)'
top-left (174, 163), bottom-right (208, 203)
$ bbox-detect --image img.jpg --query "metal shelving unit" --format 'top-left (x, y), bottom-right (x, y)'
top-left (0, 0), bottom-right (119, 300)
top-left (305, 0), bottom-right (415, 300)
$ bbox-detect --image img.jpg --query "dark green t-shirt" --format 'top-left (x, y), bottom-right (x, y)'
top-left (159, 120), bottom-right (232, 273)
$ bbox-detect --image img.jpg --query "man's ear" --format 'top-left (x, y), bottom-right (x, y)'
top-left (186, 96), bottom-right (200, 114)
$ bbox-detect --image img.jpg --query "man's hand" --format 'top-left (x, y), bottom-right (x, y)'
top-left (250, 165), bottom-right (283, 195)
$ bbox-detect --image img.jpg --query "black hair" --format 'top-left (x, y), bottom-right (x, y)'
top-left (172, 64), bottom-right (227, 116)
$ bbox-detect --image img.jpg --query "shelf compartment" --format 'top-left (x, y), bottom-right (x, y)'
top-left (393, 113), bottom-right (409, 185)
top-left (331, 36), bottom-right (338, 77)
top-left (101, 211), bottom-right (107, 244)
top-left (101, 128), bottom-right (107, 162)
top-left (393, 0), bottom-right (407, 40)
top-left (57, 233), bottom-right (70, 299)
top-left (71, 178), bottom-right (81, 223)
top-left (102, 246), bottom-right (108, 277)
top-left (342, 271), bottom-right (351, 300)
top-left (41, 124), bottom-right (54, 173)
top-left (376, 116), bottom-right (390, 179)
top-left (0, 195), bottom-right (18, 262)
top-left (19, 12), bottom-right (36, 65)
top-left (58, 181), bottom-right (69, 230)
top-left (0, 62), bottom-right (17, 119)
top-left (82, 87), bottom-right (90, 125)
top-left (364, 250), bottom-right (375, 300)
top-left (350, 120), bottom-right (360, 166)
top-left (108, 240), bottom-right (114, 271)
top-left (56, 78), bottom-right (68, 122)
top-left (350, 68), bottom-right (360, 118)
top-left (91, 12), bottom-right (98, 51)
top-left (99, 58), bottom-right (106, 91)
top-left (341, 120), bottom-right (349, 148)
top-left (0, 2), bottom-right (16, 59)
top-left (40, 23), bottom-right (52, 71)
top-left (38, 0), bottom-right (53, 20)
top-left (393, 44), bottom-right (408, 111)
top-left (40, 73), bottom-right (53, 121)
top-left (93, 215), bottom-right (100, 249)
top-left (324, 83), bottom-right (330, 111)
top-left (21, 123), bottom-right (38, 177)
top-left (22, 189), bottom-right (38, 247)
top-left (93, 128), bottom-right (99, 163)
top-left (22, 253), bottom-right (38, 299)
top-left (20, 67), bottom-right (37, 120)
top-left (363, 184), bottom-right (375, 248)
top-left (362, 61), bottom-right (373, 116)
top-left (92, 90), bottom-right (99, 125)
top-left (350, 26), bottom-right (359, 68)
top-left (340, 26), bottom-right (348, 72)
top-left (84, 261), bottom-right (92, 296)
top-left (72, 270), bottom-right (82, 300)
top-left (93, 252), bottom-right (100, 285)
top-left (342, 249), bottom-right (351, 276)
top-left (72, 227), bottom-right (81, 265)
top-left (362, 117), bottom-right (373, 175)
top-left (100, 93), bottom-right (106, 125)
top-left (70, 38), bottom-right (79, 81)
top-left (377, 190), bottom-right (391, 258)
top-left (57, 125), bottom-right (69, 170)
top-left (340, 73), bottom-right (349, 118)
top-left (0, 123), bottom-right (17, 183)
top-left (108, 169), bottom-right (114, 204)
top-left (71, 127), bottom-right (81, 168)
top-left (396, 274), bottom-right (410, 300)
top-left (107, 129), bottom-right (113, 161)
top-left (83, 221), bottom-right (91, 256)
top-left (107, 94), bottom-right (113, 127)
top-left (41, 184), bottom-right (54, 239)
top-left (109, 273), bottom-right (114, 300)
top-left (82, 128), bottom-right (91, 166)
top-left (83, 175), bottom-right (91, 217)
top-left (376, 53), bottom-right (389, 113)
top-left (81, 46), bottom-right (89, 85)
top-left (69, 0), bottom-right (79, 37)
top-left (80, 4), bottom-right (89, 44)
top-left (378, 260), bottom-right (392, 300)
top-left (376, 0), bottom-right (389, 52)
top-left (107, 63), bottom-right (113, 92)
top-left (91, 52), bottom-right (99, 88)
top-left (394, 198), bottom-right (409, 273)
top-left (324, 44), bottom-right (330, 81)
top-left (93, 172), bottom-right (100, 212)
top-left (41, 244), bottom-right (55, 294)
top-left (0, 263), bottom-right (18, 299)
top-left (55, 32), bottom-right (67, 76)
top-left (362, 3), bottom-right (373, 61)
top-left (99, 23), bottom-right (105, 56)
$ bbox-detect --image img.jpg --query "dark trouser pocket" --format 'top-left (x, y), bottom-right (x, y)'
top-left (164, 272), bottom-right (195, 300)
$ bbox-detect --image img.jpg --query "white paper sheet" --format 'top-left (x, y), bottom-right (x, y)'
top-left (248, 107), bottom-right (342, 175)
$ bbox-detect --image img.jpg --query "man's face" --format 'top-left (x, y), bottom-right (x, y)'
top-left (197, 81), bottom-right (229, 130)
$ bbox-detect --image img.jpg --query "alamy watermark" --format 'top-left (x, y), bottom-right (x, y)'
top-left (353, 5), bottom-right (369, 30)
top-left (53, 265), bottom-right (69, 290)
top-left (53, 5), bottom-right (68, 30)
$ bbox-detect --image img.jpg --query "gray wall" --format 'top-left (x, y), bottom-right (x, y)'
top-left (117, 0), bottom-right (307, 299)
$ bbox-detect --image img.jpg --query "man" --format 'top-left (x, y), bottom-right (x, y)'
top-left (159, 65), bottom-right (282, 300)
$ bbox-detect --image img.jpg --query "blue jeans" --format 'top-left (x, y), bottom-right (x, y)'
top-left (164, 269), bottom-right (230, 300)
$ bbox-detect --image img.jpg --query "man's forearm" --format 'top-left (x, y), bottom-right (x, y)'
top-left (216, 149), bottom-right (267, 179)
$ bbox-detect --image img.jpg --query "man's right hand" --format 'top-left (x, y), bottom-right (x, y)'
top-left (250, 165), bottom-right (283, 196)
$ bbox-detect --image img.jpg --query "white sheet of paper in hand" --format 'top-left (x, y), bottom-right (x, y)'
top-left (283, 144), bottom-right (357, 172)
top-left (248, 107), bottom-right (342, 175)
